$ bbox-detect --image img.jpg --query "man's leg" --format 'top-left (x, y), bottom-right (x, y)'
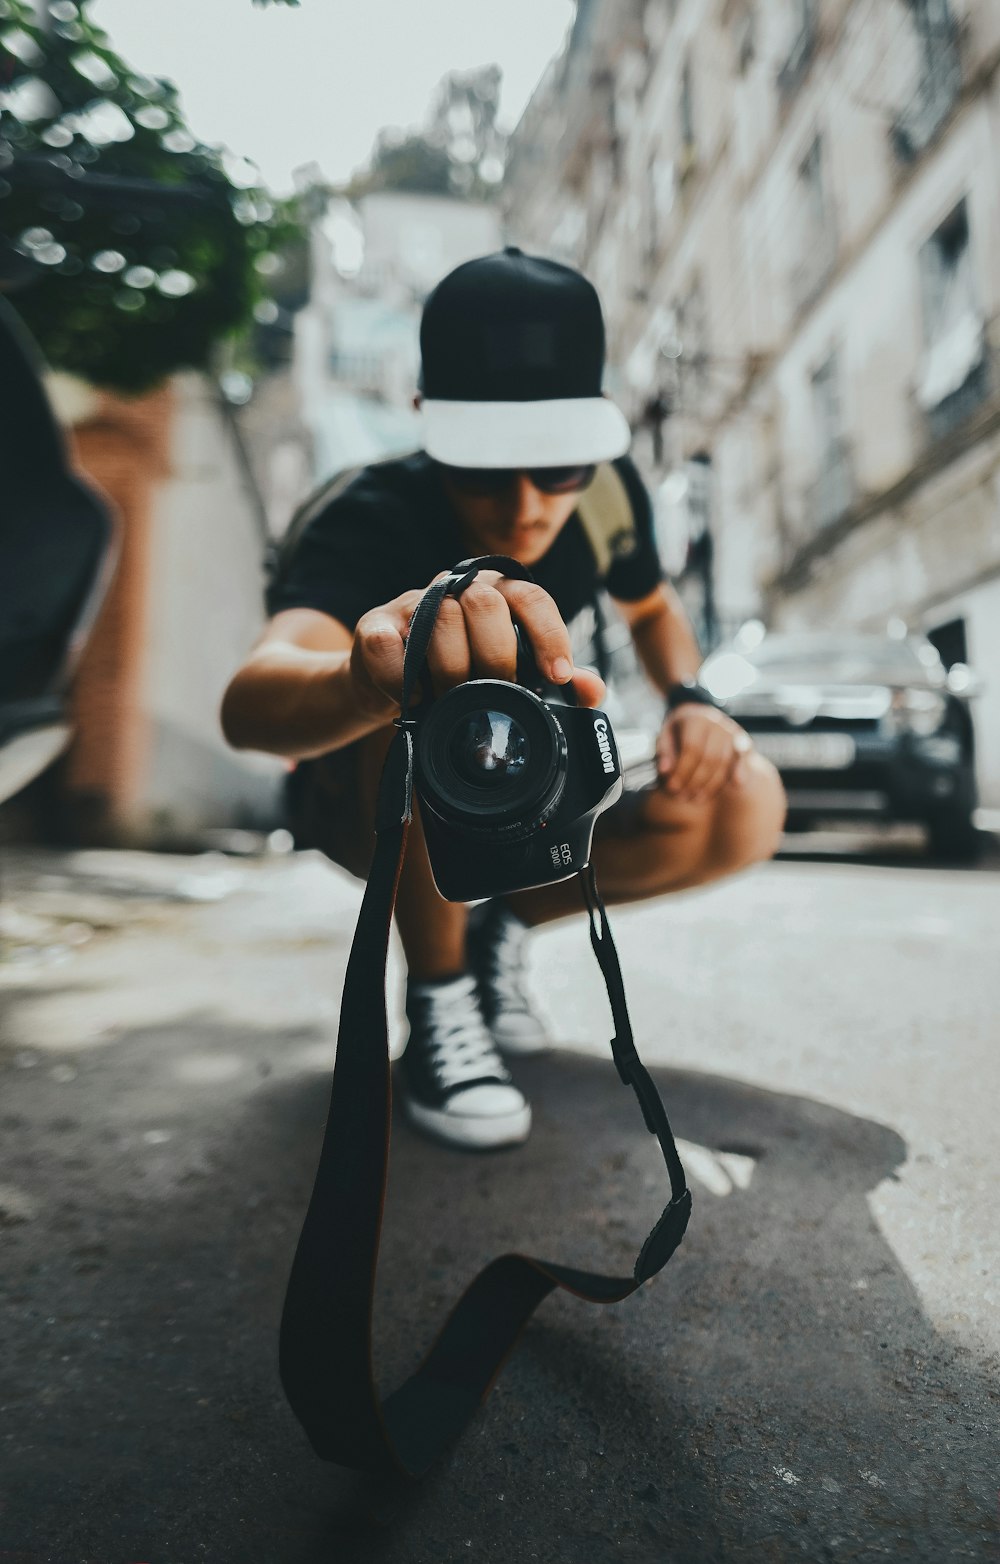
top-left (314, 734), bottom-right (781, 1148)
top-left (507, 752), bottom-right (786, 926)
top-left (351, 725), bottom-right (469, 979)
top-left (346, 727), bottom-right (530, 1149)
top-left (329, 730), bottom-right (783, 950)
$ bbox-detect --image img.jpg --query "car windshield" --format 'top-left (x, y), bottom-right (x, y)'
top-left (742, 636), bottom-right (932, 682)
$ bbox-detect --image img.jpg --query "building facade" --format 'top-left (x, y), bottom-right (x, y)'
top-left (505, 0), bottom-right (1000, 802)
top-left (294, 185), bottom-right (502, 482)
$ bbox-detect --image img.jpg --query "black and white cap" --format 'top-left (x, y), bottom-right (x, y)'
top-left (418, 247), bottom-right (631, 468)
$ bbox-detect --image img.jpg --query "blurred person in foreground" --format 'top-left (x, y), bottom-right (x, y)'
top-left (222, 248), bottom-right (786, 1151)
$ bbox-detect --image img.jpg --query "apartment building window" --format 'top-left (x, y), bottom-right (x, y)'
top-left (809, 353), bottom-right (853, 528)
top-left (674, 55), bottom-right (698, 185)
top-left (792, 134), bottom-right (837, 310)
top-left (731, 5), bottom-right (756, 74)
top-left (917, 200), bottom-right (988, 440)
top-left (777, 0), bottom-right (817, 100)
top-left (684, 452), bottom-right (718, 649)
top-left (677, 278), bottom-right (709, 406)
top-left (892, 0), bottom-right (961, 162)
top-left (801, 137), bottom-right (828, 239)
top-left (642, 0), bottom-right (677, 52)
top-left (680, 57), bottom-right (695, 148)
top-left (590, 65), bottom-right (622, 182)
top-left (645, 152), bottom-right (675, 268)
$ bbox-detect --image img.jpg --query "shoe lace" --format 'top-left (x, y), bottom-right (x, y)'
top-left (422, 984), bottom-right (509, 1091)
top-left (484, 916), bottom-right (532, 1015)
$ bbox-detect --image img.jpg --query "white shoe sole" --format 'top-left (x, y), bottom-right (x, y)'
top-left (404, 1096), bottom-right (532, 1150)
top-left (489, 1021), bottom-right (552, 1057)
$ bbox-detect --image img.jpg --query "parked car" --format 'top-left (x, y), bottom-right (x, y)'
top-left (699, 631), bottom-right (981, 860)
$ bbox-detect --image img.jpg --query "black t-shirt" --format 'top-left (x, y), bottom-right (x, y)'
top-left (265, 450), bottom-right (663, 633)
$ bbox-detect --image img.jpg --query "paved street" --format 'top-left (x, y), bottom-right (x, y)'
top-left (1, 838), bottom-right (998, 1563)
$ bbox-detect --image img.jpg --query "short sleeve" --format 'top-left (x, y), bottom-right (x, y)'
top-left (265, 478), bottom-right (420, 631)
top-left (603, 455), bottom-right (665, 602)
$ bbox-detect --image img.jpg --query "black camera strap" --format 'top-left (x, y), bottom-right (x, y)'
top-left (279, 557), bottom-right (692, 1478)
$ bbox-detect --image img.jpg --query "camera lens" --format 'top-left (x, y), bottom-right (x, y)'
top-left (416, 681), bottom-right (567, 835)
top-left (449, 709), bottom-right (531, 790)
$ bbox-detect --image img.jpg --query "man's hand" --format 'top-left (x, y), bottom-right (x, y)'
top-left (655, 704), bottom-right (753, 803)
top-left (350, 570), bottom-right (606, 717)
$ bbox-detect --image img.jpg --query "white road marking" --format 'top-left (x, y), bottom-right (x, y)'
top-left (676, 1139), bottom-right (758, 1197)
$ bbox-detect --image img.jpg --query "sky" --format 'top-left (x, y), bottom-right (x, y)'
top-left (92, 0), bottom-right (575, 195)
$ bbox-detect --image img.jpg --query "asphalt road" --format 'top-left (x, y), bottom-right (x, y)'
top-left (1, 835), bottom-right (997, 1563)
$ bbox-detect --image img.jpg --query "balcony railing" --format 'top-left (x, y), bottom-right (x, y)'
top-left (912, 309), bottom-right (999, 446)
top-left (777, 10), bottom-right (817, 101)
top-left (804, 439), bottom-right (855, 532)
top-left (924, 343), bottom-right (993, 445)
top-left (891, 53), bottom-right (962, 162)
top-left (789, 235), bottom-right (837, 315)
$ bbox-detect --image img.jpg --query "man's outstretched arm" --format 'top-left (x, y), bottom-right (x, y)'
top-left (221, 608), bottom-right (387, 761)
top-left (613, 582), bottom-right (753, 804)
top-left (614, 580), bottom-right (702, 689)
top-left (222, 576), bottom-right (605, 762)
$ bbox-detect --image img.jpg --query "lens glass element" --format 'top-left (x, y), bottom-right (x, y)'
top-left (448, 709), bottom-right (531, 790)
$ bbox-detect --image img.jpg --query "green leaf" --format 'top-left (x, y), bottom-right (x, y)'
top-left (0, 0), bottom-right (306, 390)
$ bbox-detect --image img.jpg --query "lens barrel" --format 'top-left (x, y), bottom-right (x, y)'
top-left (416, 680), bottom-right (567, 836)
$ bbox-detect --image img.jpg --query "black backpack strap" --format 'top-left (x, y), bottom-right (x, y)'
top-left (278, 557), bottom-right (691, 1476)
top-left (265, 449), bottom-right (421, 598)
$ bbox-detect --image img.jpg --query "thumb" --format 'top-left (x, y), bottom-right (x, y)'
top-left (569, 665), bottom-right (607, 709)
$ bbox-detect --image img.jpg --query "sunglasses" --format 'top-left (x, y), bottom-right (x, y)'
top-left (440, 463), bottom-right (597, 496)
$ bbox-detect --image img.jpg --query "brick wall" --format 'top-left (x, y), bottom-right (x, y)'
top-left (53, 383), bottom-right (174, 841)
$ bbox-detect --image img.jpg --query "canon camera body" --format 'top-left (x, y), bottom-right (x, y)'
top-left (412, 633), bottom-right (623, 902)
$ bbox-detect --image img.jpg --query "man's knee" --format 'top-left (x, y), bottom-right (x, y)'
top-left (634, 751), bottom-right (784, 890)
top-left (711, 752), bottom-right (786, 874)
top-left (289, 727), bottom-right (395, 881)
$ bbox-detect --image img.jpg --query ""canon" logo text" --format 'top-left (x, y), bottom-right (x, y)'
top-left (593, 717), bottom-right (615, 775)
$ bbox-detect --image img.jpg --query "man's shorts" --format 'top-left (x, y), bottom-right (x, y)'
top-left (286, 735), bottom-right (654, 883)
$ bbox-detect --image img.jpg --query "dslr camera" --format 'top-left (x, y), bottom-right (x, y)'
top-left (413, 631), bottom-right (623, 902)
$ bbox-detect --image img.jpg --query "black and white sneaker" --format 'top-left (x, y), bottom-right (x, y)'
top-left (467, 899), bottom-right (553, 1057)
top-left (399, 973), bottom-right (532, 1150)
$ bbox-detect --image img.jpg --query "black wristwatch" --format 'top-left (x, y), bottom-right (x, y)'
top-left (666, 678), bottom-right (724, 713)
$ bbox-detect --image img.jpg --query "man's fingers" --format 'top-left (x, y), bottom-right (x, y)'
top-left (664, 719), bottom-right (704, 795)
top-left (460, 581), bottom-right (519, 682)
top-left (425, 595), bottom-right (472, 693)
top-left (396, 587), bottom-right (427, 618)
top-left (570, 666), bottom-right (607, 709)
top-left (353, 613), bottom-right (407, 705)
top-left (689, 728), bottom-right (752, 801)
top-left (729, 752), bottom-right (751, 792)
top-left (365, 574), bottom-right (581, 703)
top-left (494, 579), bottom-right (574, 685)
top-left (656, 723), bottom-right (676, 776)
top-left (423, 580), bottom-right (521, 690)
top-left (687, 738), bottom-right (734, 801)
top-left (677, 736), bottom-right (724, 800)
top-left (706, 740), bottom-right (747, 800)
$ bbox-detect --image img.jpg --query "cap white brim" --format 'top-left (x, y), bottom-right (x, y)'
top-left (420, 397), bottom-right (631, 468)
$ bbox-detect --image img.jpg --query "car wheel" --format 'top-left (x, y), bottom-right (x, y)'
top-left (925, 808), bottom-right (983, 864)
